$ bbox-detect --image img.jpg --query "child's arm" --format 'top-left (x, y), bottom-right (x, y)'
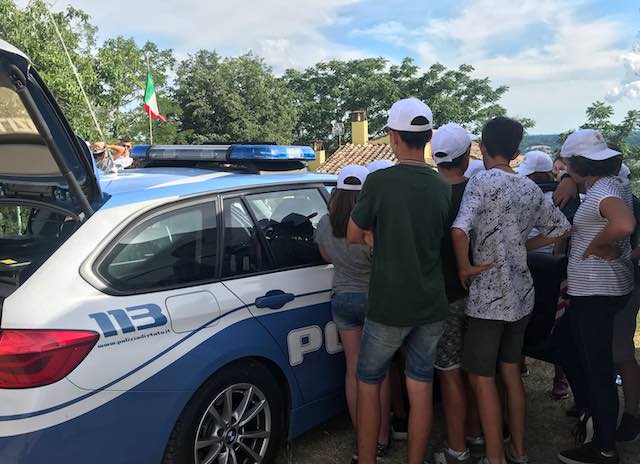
top-left (452, 228), bottom-right (493, 290)
top-left (553, 175), bottom-right (582, 208)
top-left (526, 231), bottom-right (571, 252)
top-left (584, 197), bottom-right (635, 260)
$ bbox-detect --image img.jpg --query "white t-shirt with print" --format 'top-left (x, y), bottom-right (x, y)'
top-left (453, 169), bottom-right (571, 322)
top-left (568, 176), bottom-right (633, 297)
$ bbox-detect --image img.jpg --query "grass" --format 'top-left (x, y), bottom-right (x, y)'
top-left (277, 321), bottom-right (640, 464)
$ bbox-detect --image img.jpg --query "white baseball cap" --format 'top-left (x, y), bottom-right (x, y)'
top-left (386, 98), bottom-right (433, 132)
top-left (464, 159), bottom-right (485, 178)
top-left (337, 164), bottom-right (369, 191)
top-left (431, 123), bottom-right (472, 164)
top-left (560, 129), bottom-right (621, 160)
top-left (366, 159), bottom-right (394, 173)
top-left (516, 150), bottom-right (554, 177)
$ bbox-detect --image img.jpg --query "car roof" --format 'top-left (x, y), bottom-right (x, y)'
top-left (99, 167), bottom-right (336, 209)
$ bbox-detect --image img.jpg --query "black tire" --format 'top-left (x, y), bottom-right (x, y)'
top-left (163, 360), bottom-right (285, 464)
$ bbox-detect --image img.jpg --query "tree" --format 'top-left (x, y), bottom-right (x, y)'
top-left (175, 51), bottom-right (298, 144)
top-left (0, 0), bottom-right (100, 139)
top-left (95, 38), bottom-right (176, 139)
top-left (282, 57), bottom-right (519, 149)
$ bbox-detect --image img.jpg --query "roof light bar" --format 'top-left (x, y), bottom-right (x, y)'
top-left (131, 144), bottom-right (316, 162)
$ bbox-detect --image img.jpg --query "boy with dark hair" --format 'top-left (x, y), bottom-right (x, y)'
top-left (452, 117), bottom-right (571, 464)
top-left (431, 123), bottom-right (475, 464)
top-left (348, 98), bottom-right (450, 464)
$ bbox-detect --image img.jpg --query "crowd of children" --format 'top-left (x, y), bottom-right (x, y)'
top-left (315, 97), bottom-right (640, 464)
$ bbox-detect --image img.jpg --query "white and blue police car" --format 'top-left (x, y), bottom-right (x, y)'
top-left (0, 40), bottom-right (345, 464)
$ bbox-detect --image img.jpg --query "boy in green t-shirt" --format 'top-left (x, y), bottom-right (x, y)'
top-left (348, 98), bottom-right (450, 464)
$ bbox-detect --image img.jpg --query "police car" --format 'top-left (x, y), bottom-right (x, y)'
top-left (0, 41), bottom-right (345, 463)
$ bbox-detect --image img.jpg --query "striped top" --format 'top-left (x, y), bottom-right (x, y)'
top-left (567, 176), bottom-right (634, 297)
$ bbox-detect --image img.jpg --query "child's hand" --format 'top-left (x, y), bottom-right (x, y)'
top-left (553, 177), bottom-right (578, 208)
top-left (363, 230), bottom-right (374, 248)
top-left (458, 263), bottom-right (494, 290)
top-left (583, 243), bottom-right (620, 260)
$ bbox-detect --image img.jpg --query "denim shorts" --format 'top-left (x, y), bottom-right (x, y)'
top-left (357, 318), bottom-right (445, 384)
top-left (331, 292), bottom-right (367, 331)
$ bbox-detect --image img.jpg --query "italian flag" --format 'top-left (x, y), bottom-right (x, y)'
top-left (143, 72), bottom-right (166, 121)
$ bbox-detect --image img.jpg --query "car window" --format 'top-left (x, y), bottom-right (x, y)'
top-left (245, 188), bottom-right (326, 269)
top-left (0, 87), bottom-right (38, 136)
top-left (0, 206), bottom-right (31, 236)
top-left (223, 198), bottom-right (271, 277)
top-left (99, 202), bottom-right (217, 292)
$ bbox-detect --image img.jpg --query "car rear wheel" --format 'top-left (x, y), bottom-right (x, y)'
top-left (163, 361), bottom-right (284, 464)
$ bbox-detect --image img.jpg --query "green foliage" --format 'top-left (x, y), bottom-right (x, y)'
top-left (283, 58), bottom-right (517, 150)
top-left (175, 51), bottom-right (298, 144)
top-left (0, 0), bottom-right (100, 138)
top-left (0, 206), bottom-right (30, 236)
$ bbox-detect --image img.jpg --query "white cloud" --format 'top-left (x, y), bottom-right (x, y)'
top-left (606, 47), bottom-right (640, 102)
top-left (358, 0), bottom-right (632, 131)
top-left (39, 0), bottom-right (365, 72)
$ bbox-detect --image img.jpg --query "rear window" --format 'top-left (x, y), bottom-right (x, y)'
top-left (0, 87), bottom-right (38, 136)
top-left (98, 202), bottom-right (218, 293)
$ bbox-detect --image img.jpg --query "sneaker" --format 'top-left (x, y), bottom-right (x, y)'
top-left (616, 412), bottom-right (640, 443)
top-left (391, 416), bottom-right (408, 441)
top-left (552, 377), bottom-right (570, 400)
top-left (558, 443), bottom-right (619, 464)
top-left (466, 435), bottom-right (485, 459)
top-left (433, 447), bottom-right (473, 464)
top-left (505, 444), bottom-right (528, 464)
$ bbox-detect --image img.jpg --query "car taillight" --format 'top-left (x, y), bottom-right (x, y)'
top-left (0, 329), bottom-right (98, 388)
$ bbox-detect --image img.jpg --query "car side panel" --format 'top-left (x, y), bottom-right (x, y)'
top-left (0, 317), bottom-right (306, 464)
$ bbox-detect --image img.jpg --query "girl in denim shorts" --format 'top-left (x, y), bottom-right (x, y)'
top-left (315, 164), bottom-right (390, 462)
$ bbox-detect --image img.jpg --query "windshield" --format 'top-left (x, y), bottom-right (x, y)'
top-left (0, 87), bottom-right (38, 136)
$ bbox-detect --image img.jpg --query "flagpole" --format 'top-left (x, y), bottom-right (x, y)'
top-left (146, 54), bottom-right (153, 145)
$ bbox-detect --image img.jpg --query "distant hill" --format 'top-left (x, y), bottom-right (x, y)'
top-left (521, 134), bottom-right (561, 152)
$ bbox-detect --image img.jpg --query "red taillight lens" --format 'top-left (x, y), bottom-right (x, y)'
top-left (0, 329), bottom-right (99, 388)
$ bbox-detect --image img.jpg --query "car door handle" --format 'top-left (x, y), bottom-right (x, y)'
top-left (255, 290), bottom-right (295, 310)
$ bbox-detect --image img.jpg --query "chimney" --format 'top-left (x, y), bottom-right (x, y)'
top-left (308, 141), bottom-right (325, 171)
top-left (350, 110), bottom-right (368, 145)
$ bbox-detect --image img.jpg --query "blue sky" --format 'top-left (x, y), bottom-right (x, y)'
top-left (40, 0), bottom-right (640, 133)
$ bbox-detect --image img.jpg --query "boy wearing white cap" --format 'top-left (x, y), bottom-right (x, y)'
top-left (431, 123), bottom-right (475, 464)
top-left (556, 129), bottom-right (636, 464)
top-left (348, 98), bottom-right (450, 464)
top-left (452, 117), bottom-right (571, 464)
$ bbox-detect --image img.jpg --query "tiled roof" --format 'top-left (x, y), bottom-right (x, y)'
top-left (317, 141), bottom-right (483, 174)
top-left (316, 143), bottom-right (399, 174)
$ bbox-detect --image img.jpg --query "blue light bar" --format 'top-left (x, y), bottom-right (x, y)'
top-left (130, 144), bottom-right (316, 162)
top-left (229, 145), bottom-right (316, 161)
